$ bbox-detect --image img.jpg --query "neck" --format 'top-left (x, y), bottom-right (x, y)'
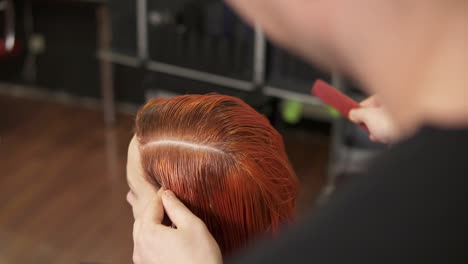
top-left (364, 6), bottom-right (468, 137)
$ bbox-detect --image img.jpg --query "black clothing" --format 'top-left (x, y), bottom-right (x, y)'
top-left (231, 126), bottom-right (468, 263)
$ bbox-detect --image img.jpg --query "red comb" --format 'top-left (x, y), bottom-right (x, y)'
top-left (312, 79), bottom-right (368, 132)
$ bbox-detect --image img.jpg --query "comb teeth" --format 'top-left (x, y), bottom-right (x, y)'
top-left (312, 79), bottom-right (369, 132)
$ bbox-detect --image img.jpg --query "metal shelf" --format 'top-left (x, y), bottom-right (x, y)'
top-left (146, 60), bottom-right (254, 92)
top-left (263, 85), bottom-right (323, 106)
top-left (97, 50), bottom-right (141, 68)
top-left (100, 1), bottom-right (346, 125)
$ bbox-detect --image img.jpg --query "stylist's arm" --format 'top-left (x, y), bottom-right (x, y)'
top-left (132, 189), bottom-right (222, 264)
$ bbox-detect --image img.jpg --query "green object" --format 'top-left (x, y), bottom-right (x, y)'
top-left (326, 106), bottom-right (340, 118)
top-left (282, 100), bottom-right (303, 124)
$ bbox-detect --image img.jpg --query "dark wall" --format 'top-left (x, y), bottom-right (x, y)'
top-left (114, 64), bottom-right (271, 111)
top-left (34, 3), bottom-right (99, 97)
top-left (0, 2), bottom-right (100, 98)
top-left (108, 0), bottom-right (137, 56)
top-left (0, 0), bottom-right (27, 82)
top-left (0, 1), bottom-right (335, 106)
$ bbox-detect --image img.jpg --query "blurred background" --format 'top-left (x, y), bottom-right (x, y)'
top-left (0, 0), bottom-right (384, 263)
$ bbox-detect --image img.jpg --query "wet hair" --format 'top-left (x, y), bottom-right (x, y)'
top-left (135, 94), bottom-right (298, 255)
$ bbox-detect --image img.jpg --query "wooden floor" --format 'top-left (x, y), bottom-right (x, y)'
top-left (0, 94), bottom-right (329, 263)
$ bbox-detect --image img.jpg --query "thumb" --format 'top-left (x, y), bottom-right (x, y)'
top-left (162, 190), bottom-right (198, 229)
top-left (349, 107), bottom-right (373, 124)
top-left (349, 107), bottom-right (398, 144)
top-left (359, 95), bottom-right (380, 108)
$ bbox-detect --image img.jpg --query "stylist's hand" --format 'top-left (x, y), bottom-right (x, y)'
top-left (349, 95), bottom-right (399, 144)
top-left (132, 189), bottom-right (222, 264)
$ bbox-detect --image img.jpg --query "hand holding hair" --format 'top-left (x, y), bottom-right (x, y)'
top-left (132, 188), bottom-right (222, 264)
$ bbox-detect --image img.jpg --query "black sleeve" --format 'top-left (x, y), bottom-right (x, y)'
top-left (228, 126), bottom-right (468, 264)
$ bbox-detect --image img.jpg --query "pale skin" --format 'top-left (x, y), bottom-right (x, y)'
top-left (131, 0), bottom-right (468, 263)
top-left (349, 96), bottom-right (399, 144)
top-left (127, 135), bottom-right (222, 264)
top-left (126, 136), bottom-right (157, 220)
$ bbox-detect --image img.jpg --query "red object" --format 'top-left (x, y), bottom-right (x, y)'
top-left (312, 79), bottom-right (369, 132)
top-left (0, 38), bottom-right (21, 58)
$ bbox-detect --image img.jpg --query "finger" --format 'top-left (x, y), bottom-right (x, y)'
top-left (349, 108), bottom-right (371, 124)
top-left (140, 188), bottom-right (165, 226)
top-left (360, 95), bottom-right (380, 107)
top-left (162, 190), bottom-right (199, 229)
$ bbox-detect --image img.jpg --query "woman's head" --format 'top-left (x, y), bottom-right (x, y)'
top-left (126, 94), bottom-right (298, 255)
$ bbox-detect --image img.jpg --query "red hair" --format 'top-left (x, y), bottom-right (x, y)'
top-left (135, 94), bottom-right (298, 255)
